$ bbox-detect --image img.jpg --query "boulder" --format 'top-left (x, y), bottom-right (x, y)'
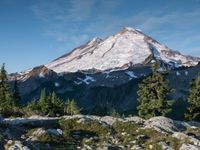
top-left (172, 132), bottom-right (200, 146)
top-left (46, 129), bottom-right (63, 136)
top-left (5, 140), bottom-right (30, 150)
top-left (180, 144), bottom-right (200, 150)
top-left (100, 116), bottom-right (124, 125)
top-left (125, 116), bottom-right (145, 124)
top-left (27, 128), bottom-right (63, 141)
top-left (31, 128), bottom-right (46, 137)
top-left (144, 116), bottom-right (179, 133)
top-left (158, 141), bottom-right (173, 150)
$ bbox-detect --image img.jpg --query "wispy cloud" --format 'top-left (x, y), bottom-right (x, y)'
top-left (31, 0), bottom-right (200, 56)
top-left (67, 0), bottom-right (95, 21)
top-left (31, 0), bottom-right (96, 45)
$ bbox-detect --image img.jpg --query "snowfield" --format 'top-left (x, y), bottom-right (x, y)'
top-left (46, 27), bottom-right (200, 73)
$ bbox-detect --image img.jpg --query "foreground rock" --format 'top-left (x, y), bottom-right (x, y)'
top-left (180, 144), bottom-right (200, 150)
top-left (0, 115), bottom-right (200, 150)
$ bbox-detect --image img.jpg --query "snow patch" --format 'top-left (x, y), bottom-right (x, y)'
top-left (125, 71), bottom-right (138, 79)
top-left (158, 67), bottom-right (165, 72)
top-left (18, 68), bottom-right (33, 75)
top-left (77, 76), bottom-right (96, 85)
top-left (54, 82), bottom-right (60, 87)
top-left (176, 71), bottom-right (181, 76)
top-left (39, 72), bottom-right (45, 78)
top-left (136, 28), bottom-right (142, 32)
top-left (124, 27), bottom-right (137, 32)
top-left (74, 81), bottom-right (82, 85)
top-left (150, 60), bottom-right (156, 63)
top-left (103, 70), bottom-right (111, 78)
top-left (185, 71), bottom-right (188, 76)
top-left (140, 74), bottom-right (146, 77)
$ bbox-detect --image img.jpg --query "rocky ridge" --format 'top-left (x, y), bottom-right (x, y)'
top-left (1, 115), bottom-right (200, 150)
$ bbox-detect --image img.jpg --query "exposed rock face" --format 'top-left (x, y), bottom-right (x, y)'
top-left (158, 141), bottom-right (173, 150)
top-left (180, 144), bottom-right (200, 150)
top-left (26, 128), bottom-right (63, 141)
top-left (144, 116), bottom-right (179, 133)
top-left (3, 115), bottom-right (59, 127)
top-left (172, 132), bottom-right (200, 146)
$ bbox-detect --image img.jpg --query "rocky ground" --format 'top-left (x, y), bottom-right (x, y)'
top-left (0, 115), bottom-right (200, 150)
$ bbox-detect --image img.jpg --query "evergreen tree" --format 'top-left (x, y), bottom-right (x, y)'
top-left (38, 88), bottom-right (50, 115)
top-left (137, 65), bottom-right (174, 119)
top-left (65, 99), bottom-right (81, 115)
top-left (26, 99), bottom-right (41, 115)
top-left (185, 75), bottom-right (200, 121)
top-left (26, 90), bottom-right (66, 116)
top-left (26, 89), bottom-right (81, 116)
top-left (12, 79), bottom-right (21, 107)
top-left (0, 63), bottom-right (12, 111)
top-left (49, 92), bottom-right (64, 116)
top-left (39, 88), bottom-right (47, 103)
top-left (111, 109), bottom-right (120, 118)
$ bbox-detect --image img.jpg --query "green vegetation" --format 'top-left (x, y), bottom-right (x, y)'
top-left (0, 64), bottom-right (81, 117)
top-left (23, 118), bottom-right (112, 148)
top-left (185, 75), bottom-right (200, 121)
top-left (0, 64), bottom-right (22, 117)
top-left (112, 120), bottom-right (189, 149)
top-left (111, 109), bottom-right (121, 118)
top-left (12, 79), bottom-right (21, 107)
top-left (137, 64), bottom-right (174, 119)
top-left (25, 127), bottom-right (76, 150)
top-left (0, 64), bottom-right (13, 111)
top-left (64, 99), bottom-right (81, 115)
top-left (59, 118), bottom-right (110, 144)
top-left (112, 121), bottom-right (141, 146)
top-left (26, 90), bottom-right (81, 117)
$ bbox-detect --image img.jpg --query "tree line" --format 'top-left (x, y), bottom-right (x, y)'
top-left (0, 63), bottom-right (199, 121)
top-left (0, 64), bottom-right (80, 117)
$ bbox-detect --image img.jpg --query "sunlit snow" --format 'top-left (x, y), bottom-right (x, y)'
top-left (46, 27), bottom-right (200, 73)
top-left (125, 71), bottom-right (138, 79)
top-left (77, 76), bottom-right (96, 85)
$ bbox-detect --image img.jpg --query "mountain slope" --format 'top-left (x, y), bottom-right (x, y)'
top-left (46, 27), bottom-right (200, 73)
top-left (8, 27), bottom-right (200, 119)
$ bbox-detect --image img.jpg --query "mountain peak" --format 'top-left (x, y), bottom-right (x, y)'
top-left (120, 27), bottom-right (143, 34)
top-left (118, 27), bottom-right (139, 35)
top-left (45, 28), bottom-right (200, 73)
top-left (87, 37), bottom-right (102, 45)
top-left (123, 27), bottom-right (137, 31)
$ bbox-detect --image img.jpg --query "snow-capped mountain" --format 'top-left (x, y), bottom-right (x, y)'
top-left (7, 27), bottom-right (200, 117)
top-left (46, 27), bottom-right (200, 73)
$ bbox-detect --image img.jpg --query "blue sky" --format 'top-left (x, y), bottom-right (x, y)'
top-left (0, 0), bottom-right (200, 73)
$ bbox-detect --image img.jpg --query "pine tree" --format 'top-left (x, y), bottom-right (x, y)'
top-left (38, 88), bottom-right (50, 115)
top-left (49, 92), bottom-right (64, 116)
top-left (137, 65), bottom-right (174, 119)
top-left (0, 63), bottom-right (12, 111)
top-left (111, 109), bottom-right (120, 118)
top-left (185, 75), bottom-right (200, 121)
top-left (26, 99), bottom-right (41, 115)
top-left (65, 99), bottom-right (81, 115)
top-left (12, 79), bottom-right (21, 107)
